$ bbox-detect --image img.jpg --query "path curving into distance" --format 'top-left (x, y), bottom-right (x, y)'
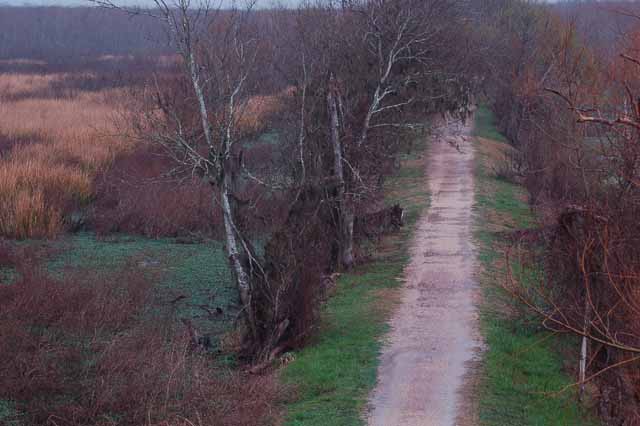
top-left (367, 118), bottom-right (481, 426)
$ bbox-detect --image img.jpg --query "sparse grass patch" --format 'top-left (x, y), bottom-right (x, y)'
top-left (474, 105), bottom-right (507, 143)
top-left (3, 232), bottom-right (239, 346)
top-left (281, 132), bottom-right (429, 425)
top-left (473, 108), bottom-right (597, 425)
top-left (0, 73), bottom-right (67, 100)
top-left (46, 232), bottom-right (240, 342)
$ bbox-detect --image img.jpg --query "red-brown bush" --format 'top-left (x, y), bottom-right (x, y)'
top-left (485, 4), bottom-right (640, 422)
top-left (0, 258), bottom-right (280, 425)
top-left (0, 244), bottom-right (13, 269)
top-left (92, 143), bottom-right (219, 238)
top-left (92, 139), bottom-right (293, 238)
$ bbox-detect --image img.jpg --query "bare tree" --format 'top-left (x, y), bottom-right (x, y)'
top-left (91, 0), bottom-right (477, 361)
top-left (312, 0), bottom-right (475, 268)
top-left (93, 0), bottom-right (265, 339)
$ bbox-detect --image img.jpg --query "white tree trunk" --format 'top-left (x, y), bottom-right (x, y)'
top-left (579, 334), bottom-right (588, 396)
top-left (328, 76), bottom-right (355, 269)
top-left (186, 48), bottom-right (255, 338)
top-left (579, 298), bottom-right (591, 399)
top-left (220, 175), bottom-right (256, 338)
top-left (341, 210), bottom-right (355, 268)
top-left (358, 85), bottom-right (380, 147)
top-left (188, 52), bottom-right (215, 157)
top-left (328, 82), bottom-right (344, 196)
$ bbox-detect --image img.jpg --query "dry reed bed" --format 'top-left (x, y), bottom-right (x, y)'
top-left (0, 73), bottom-right (133, 238)
top-left (0, 73), bottom-right (68, 99)
top-left (0, 71), bottom-right (284, 239)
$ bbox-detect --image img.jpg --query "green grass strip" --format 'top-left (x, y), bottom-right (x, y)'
top-left (473, 107), bottom-right (597, 426)
top-left (474, 105), bottom-right (508, 143)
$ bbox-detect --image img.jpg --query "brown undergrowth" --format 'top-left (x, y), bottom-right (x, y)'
top-left (0, 245), bottom-right (281, 426)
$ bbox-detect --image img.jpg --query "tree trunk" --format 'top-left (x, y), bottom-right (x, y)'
top-left (341, 210), bottom-right (355, 268)
top-left (358, 84), bottom-right (380, 147)
top-left (186, 47), bottom-right (256, 341)
top-left (579, 297), bottom-right (591, 400)
top-left (328, 74), bottom-right (354, 269)
top-left (188, 52), bottom-right (215, 156)
top-left (219, 175), bottom-right (257, 339)
top-left (328, 77), bottom-right (344, 196)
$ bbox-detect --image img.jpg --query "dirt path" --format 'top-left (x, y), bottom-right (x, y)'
top-left (366, 119), bottom-right (481, 426)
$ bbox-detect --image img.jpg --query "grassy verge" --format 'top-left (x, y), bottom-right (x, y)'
top-left (280, 137), bottom-right (430, 425)
top-left (473, 107), bottom-right (596, 425)
top-left (474, 105), bottom-right (508, 143)
top-left (5, 233), bottom-right (238, 345)
top-left (58, 234), bottom-right (239, 338)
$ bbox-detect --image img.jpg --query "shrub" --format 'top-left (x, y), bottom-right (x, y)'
top-left (0, 257), bottom-right (280, 425)
top-left (92, 139), bottom-right (293, 239)
top-left (92, 143), bottom-right (219, 238)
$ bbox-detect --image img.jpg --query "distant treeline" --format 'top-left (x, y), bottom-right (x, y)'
top-left (0, 7), bottom-right (169, 64)
top-left (553, 0), bottom-right (640, 55)
top-left (1, 2), bottom-right (638, 66)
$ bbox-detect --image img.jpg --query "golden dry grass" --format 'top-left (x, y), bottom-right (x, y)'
top-left (0, 73), bottom-right (68, 99)
top-left (0, 73), bottom-right (133, 238)
top-left (0, 157), bottom-right (90, 238)
top-left (237, 94), bottom-right (281, 134)
top-left (0, 71), bottom-right (279, 238)
top-left (0, 92), bottom-right (132, 168)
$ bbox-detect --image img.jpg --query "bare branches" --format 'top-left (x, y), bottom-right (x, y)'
top-left (94, 0), bottom-right (479, 360)
top-left (504, 251), bottom-right (640, 355)
top-left (353, 0), bottom-right (472, 148)
top-left (96, 0), bottom-right (270, 346)
top-left (545, 87), bottom-right (640, 131)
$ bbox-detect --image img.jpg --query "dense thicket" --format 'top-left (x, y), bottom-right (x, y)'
top-left (480, 1), bottom-right (640, 423)
top-left (0, 245), bottom-right (279, 425)
top-left (172, 0), bottom-right (475, 361)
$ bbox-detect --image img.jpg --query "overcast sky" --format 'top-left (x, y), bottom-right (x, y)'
top-left (0, 0), bottom-right (301, 6)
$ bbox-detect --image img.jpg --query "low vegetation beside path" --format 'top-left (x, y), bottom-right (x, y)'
top-left (0, 233), bottom-right (280, 426)
top-left (280, 135), bottom-right (430, 426)
top-left (472, 106), bottom-right (597, 425)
